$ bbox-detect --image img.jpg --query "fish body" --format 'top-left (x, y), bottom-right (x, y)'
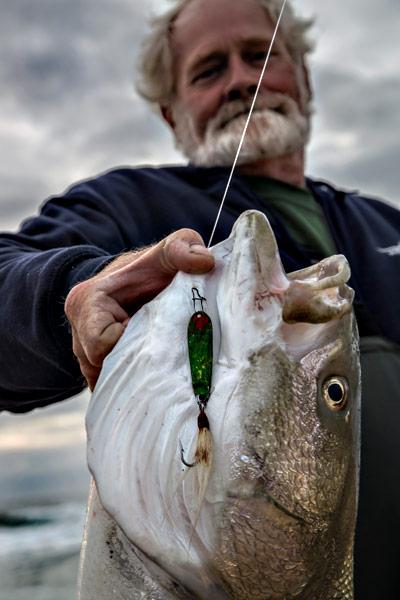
top-left (78, 210), bottom-right (360, 599)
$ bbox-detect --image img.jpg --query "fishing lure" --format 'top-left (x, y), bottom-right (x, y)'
top-left (181, 287), bottom-right (213, 468)
top-left (178, 2), bottom-right (288, 471)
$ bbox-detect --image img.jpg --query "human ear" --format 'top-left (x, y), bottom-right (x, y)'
top-left (161, 105), bottom-right (176, 130)
top-left (295, 56), bottom-right (313, 114)
top-left (301, 57), bottom-right (313, 104)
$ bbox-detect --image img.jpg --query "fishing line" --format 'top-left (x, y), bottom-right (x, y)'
top-left (207, 0), bottom-right (288, 248)
top-left (183, 0), bottom-right (288, 474)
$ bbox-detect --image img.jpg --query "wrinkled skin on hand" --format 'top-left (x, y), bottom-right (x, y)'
top-left (64, 229), bottom-right (214, 390)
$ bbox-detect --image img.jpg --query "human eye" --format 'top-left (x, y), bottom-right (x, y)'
top-left (246, 50), bottom-right (267, 64)
top-left (190, 58), bottom-right (225, 85)
top-left (244, 44), bottom-right (280, 65)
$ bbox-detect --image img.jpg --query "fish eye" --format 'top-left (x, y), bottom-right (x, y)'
top-left (322, 377), bottom-right (349, 412)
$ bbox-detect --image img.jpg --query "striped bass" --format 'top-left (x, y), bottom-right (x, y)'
top-left (78, 210), bottom-right (360, 599)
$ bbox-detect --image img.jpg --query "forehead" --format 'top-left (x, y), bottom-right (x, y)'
top-left (171, 0), bottom-right (285, 66)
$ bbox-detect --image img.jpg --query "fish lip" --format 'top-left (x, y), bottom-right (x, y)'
top-left (265, 494), bottom-right (305, 522)
top-left (226, 491), bottom-right (304, 523)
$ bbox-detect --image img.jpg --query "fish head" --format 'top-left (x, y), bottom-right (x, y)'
top-left (87, 210), bottom-right (360, 599)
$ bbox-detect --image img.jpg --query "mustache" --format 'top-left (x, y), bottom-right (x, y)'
top-left (209, 93), bottom-right (300, 132)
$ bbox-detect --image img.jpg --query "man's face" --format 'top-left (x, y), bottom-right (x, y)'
top-left (166, 0), bottom-right (311, 166)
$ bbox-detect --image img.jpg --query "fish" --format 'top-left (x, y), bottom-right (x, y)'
top-left (78, 210), bottom-right (360, 600)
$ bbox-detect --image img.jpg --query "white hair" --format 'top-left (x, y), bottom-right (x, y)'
top-left (136, 0), bottom-right (314, 109)
top-left (173, 93), bottom-right (311, 166)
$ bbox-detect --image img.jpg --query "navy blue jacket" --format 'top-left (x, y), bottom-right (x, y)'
top-left (1, 165), bottom-right (399, 412)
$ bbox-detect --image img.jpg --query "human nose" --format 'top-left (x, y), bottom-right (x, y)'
top-left (223, 56), bottom-right (258, 102)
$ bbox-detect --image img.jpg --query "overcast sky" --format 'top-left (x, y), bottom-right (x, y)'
top-left (0, 0), bottom-right (399, 233)
top-left (0, 0), bottom-right (399, 505)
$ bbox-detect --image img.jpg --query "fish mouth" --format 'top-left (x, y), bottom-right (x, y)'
top-left (227, 490), bottom-right (304, 524)
top-left (264, 494), bottom-right (304, 522)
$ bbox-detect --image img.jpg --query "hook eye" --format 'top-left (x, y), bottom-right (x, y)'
top-left (322, 377), bottom-right (349, 412)
top-left (192, 287), bottom-right (206, 312)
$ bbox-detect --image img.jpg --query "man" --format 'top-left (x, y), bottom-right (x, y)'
top-left (0, 0), bottom-right (399, 597)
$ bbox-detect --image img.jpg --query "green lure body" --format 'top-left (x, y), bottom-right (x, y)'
top-left (187, 310), bottom-right (213, 401)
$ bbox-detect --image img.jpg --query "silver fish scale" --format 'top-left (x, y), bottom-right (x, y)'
top-left (80, 211), bottom-right (360, 600)
top-left (213, 318), bottom-right (359, 599)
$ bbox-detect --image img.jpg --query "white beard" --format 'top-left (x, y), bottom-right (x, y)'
top-left (173, 93), bottom-right (311, 167)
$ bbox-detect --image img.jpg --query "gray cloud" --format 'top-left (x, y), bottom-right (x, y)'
top-left (1, 0), bottom-right (398, 232)
top-left (0, 0), bottom-right (399, 509)
top-left (307, 65), bottom-right (400, 200)
top-left (0, 0), bottom-right (181, 229)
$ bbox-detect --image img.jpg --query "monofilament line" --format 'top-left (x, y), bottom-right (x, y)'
top-left (207, 0), bottom-right (288, 248)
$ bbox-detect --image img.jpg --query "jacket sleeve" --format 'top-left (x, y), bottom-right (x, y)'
top-left (0, 184), bottom-right (133, 413)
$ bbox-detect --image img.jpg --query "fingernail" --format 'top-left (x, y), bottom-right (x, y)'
top-left (189, 243), bottom-right (209, 255)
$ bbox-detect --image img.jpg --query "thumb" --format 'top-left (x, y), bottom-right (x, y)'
top-left (159, 229), bottom-right (215, 274)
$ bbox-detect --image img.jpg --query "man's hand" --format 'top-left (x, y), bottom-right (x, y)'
top-left (64, 229), bottom-right (214, 390)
